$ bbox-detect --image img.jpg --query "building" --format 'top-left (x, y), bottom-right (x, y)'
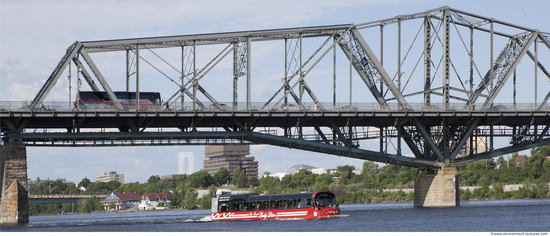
top-left (286, 164), bottom-right (317, 174)
top-left (179, 152), bottom-right (195, 175)
top-left (266, 165), bottom-right (358, 180)
top-left (310, 168), bottom-right (337, 175)
top-left (514, 155), bottom-right (528, 167)
top-left (263, 172), bottom-right (288, 180)
top-left (96, 171), bottom-right (125, 184)
top-left (102, 192), bottom-right (140, 210)
top-left (458, 133), bottom-right (487, 157)
top-left (138, 193), bottom-right (171, 210)
top-left (161, 174), bottom-right (181, 185)
top-left (202, 145), bottom-right (259, 178)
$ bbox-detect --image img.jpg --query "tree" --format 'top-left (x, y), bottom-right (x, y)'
top-left (337, 165), bottom-right (356, 181)
top-left (183, 191), bottom-right (197, 209)
top-left (107, 201), bottom-right (116, 211)
top-left (233, 167), bottom-right (248, 188)
top-left (248, 176), bottom-right (260, 187)
top-left (187, 171), bottom-right (214, 188)
top-left (80, 197), bottom-right (102, 213)
top-left (496, 156), bottom-right (507, 169)
top-left (281, 174), bottom-right (293, 189)
top-left (107, 180), bottom-right (121, 191)
top-left (314, 173), bottom-right (333, 192)
top-left (259, 175), bottom-right (280, 194)
top-left (148, 175), bottom-right (161, 183)
top-left (362, 161), bottom-right (379, 176)
top-left (214, 167), bottom-right (231, 186)
top-left (198, 189), bottom-right (215, 209)
top-left (78, 178), bottom-right (91, 188)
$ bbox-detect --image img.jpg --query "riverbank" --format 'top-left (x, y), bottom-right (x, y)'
top-left (382, 183), bottom-right (550, 194)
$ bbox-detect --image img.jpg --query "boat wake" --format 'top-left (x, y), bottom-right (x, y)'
top-left (184, 215), bottom-right (212, 222)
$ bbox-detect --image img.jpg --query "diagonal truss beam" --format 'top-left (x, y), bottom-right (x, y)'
top-left (348, 28), bottom-right (410, 109)
top-left (449, 118), bottom-right (481, 160)
top-left (481, 32), bottom-right (538, 109)
top-left (466, 32), bottom-right (538, 109)
top-left (412, 118), bottom-right (445, 161)
top-left (31, 42), bottom-right (82, 109)
top-left (71, 57), bottom-right (100, 92)
top-left (79, 49), bottom-right (124, 110)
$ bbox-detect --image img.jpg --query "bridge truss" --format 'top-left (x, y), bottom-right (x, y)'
top-left (1, 6), bottom-right (550, 169)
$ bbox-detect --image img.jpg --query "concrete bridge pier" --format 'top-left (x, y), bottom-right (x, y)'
top-left (414, 166), bottom-right (459, 208)
top-left (0, 142), bottom-right (29, 224)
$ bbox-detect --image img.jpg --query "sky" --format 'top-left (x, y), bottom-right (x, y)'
top-left (1, 0), bottom-right (549, 184)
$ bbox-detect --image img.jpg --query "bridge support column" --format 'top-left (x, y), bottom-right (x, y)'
top-left (414, 166), bottom-right (459, 208)
top-left (1, 142), bottom-right (29, 223)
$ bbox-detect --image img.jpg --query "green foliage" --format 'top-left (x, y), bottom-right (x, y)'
top-left (27, 145), bottom-right (550, 216)
top-left (187, 171), bottom-right (214, 188)
top-left (78, 178), bottom-right (91, 188)
top-left (80, 197), bottom-right (102, 213)
top-left (107, 201), bottom-right (116, 211)
top-left (213, 167), bottom-right (231, 186)
top-left (198, 189), bottom-right (215, 209)
top-left (232, 167), bottom-right (249, 188)
top-left (147, 175), bottom-right (161, 183)
top-left (183, 191), bottom-right (197, 209)
top-left (362, 161), bottom-right (379, 176)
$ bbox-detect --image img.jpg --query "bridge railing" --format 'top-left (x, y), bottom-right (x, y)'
top-left (0, 101), bottom-right (547, 112)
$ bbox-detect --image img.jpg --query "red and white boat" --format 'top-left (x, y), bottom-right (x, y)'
top-left (211, 190), bottom-right (340, 221)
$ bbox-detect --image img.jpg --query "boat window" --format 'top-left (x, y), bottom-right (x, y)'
top-left (259, 201), bottom-right (266, 210)
top-left (307, 198), bottom-right (312, 206)
top-left (315, 193), bottom-right (339, 207)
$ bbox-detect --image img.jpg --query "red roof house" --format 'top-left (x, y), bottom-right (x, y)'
top-left (513, 155), bottom-right (528, 167)
top-left (139, 193), bottom-right (172, 210)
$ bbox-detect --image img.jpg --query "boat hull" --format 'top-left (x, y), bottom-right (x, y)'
top-left (211, 207), bottom-right (339, 221)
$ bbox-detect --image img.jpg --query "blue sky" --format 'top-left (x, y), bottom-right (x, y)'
top-left (1, 0), bottom-right (548, 183)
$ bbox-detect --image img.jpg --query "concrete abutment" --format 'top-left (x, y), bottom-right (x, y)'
top-left (414, 166), bottom-right (459, 208)
top-left (0, 142), bottom-right (29, 224)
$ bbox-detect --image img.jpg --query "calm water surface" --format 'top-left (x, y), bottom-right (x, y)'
top-left (2, 198), bottom-right (549, 232)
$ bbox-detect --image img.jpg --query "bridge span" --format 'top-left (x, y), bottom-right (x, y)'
top-left (1, 6), bottom-right (550, 223)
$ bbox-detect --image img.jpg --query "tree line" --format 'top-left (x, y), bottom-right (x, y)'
top-left (28, 146), bottom-right (550, 215)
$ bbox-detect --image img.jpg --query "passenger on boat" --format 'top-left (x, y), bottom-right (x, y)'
top-left (297, 200), bottom-right (301, 208)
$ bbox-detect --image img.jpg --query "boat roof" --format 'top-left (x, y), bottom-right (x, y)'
top-left (218, 192), bottom-right (334, 202)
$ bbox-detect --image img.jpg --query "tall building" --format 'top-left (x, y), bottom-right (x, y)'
top-left (201, 145), bottom-right (258, 178)
top-left (179, 152), bottom-right (195, 175)
top-left (96, 171), bottom-right (124, 184)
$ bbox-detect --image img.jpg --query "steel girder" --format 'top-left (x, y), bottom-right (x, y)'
top-left (31, 42), bottom-right (125, 110)
top-left (337, 29), bottom-right (410, 109)
top-left (10, 131), bottom-right (439, 168)
top-left (81, 25), bottom-right (354, 53)
top-left (31, 42), bottom-right (81, 109)
top-left (466, 32), bottom-right (539, 109)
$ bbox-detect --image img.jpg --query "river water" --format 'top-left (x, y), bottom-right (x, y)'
top-left (2, 199), bottom-right (549, 232)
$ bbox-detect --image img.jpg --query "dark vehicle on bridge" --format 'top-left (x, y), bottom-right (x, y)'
top-left (77, 91), bottom-right (162, 110)
top-left (211, 190), bottom-right (340, 221)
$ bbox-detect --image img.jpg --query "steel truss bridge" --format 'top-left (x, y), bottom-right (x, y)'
top-left (2, 6), bottom-right (550, 169)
